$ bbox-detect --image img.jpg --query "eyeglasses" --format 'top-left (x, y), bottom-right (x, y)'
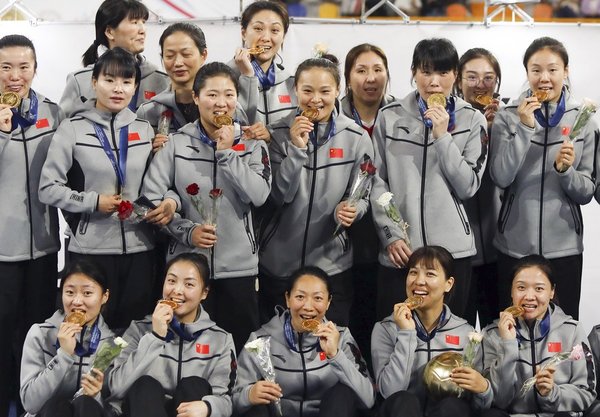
top-left (464, 75), bottom-right (497, 87)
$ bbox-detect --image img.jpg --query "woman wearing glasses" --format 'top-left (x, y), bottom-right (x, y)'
top-left (455, 48), bottom-right (503, 327)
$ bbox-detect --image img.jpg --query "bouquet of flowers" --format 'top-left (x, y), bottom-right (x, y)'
top-left (74, 337), bottom-right (128, 398)
top-left (245, 337), bottom-right (282, 417)
top-left (569, 98), bottom-right (598, 142)
top-left (333, 155), bottom-right (376, 235)
top-left (520, 344), bottom-right (587, 395)
top-left (462, 331), bottom-right (483, 367)
top-left (376, 192), bottom-right (411, 249)
top-left (114, 200), bottom-right (149, 223)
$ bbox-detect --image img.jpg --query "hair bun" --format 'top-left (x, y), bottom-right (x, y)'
top-left (320, 53), bottom-right (339, 65)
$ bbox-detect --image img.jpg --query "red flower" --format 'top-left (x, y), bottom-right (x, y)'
top-left (209, 188), bottom-right (223, 199)
top-left (117, 200), bottom-right (134, 221)
top-left (186, 183), bottom-right (200, 196)
top-left (360, 160), bottom-right (376, 176)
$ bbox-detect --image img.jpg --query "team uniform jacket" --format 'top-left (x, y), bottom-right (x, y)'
top-left (38, 104), bottom-right (155, 255)
top-left (233, 310), bottom-right (375, 416)
top-left (259, 106), bottom-right (375, 277)
top-left (228, 59), bottom-right (297, 125)
top-left (489, 90), bottom-right (597, 259)
top-left (20, 311), bottom-right (115, 417)
top-left (481, 303), bottom-right (596, 416)
top-left (0, 91), bottom-right (64, 262)
top-left (59, 56), bottom-right (169, 117)
top-left (108, 308), bottom-right (236, 417)
top-left (588, 325), bottom-right (600, 394)
top-left (370, 91), bottom-right (488, 265)
top-left (141, 121), bottom-right (271, 279)
top-left (371, 305), bottom-right (492, 412)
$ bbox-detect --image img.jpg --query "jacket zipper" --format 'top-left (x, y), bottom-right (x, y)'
top-left (210, 149), bottom-right (217, 279)
top-left (450, 191), bottom-right (471, 235)
top-left (420, 127), bottom-right (429, 245)
top-left (301, 124), bottom-right (319, 267)
top-left (177, 333), bottom-right (184, 383)
top-left (529, 326), bottom-right (542, 411)
top-left (22, 129), bottom-right (34, 259)
top-left (263, 89), bottom-right (270, 125)
top-left (243, 212), bottom-right (257, 254)
top-left (110, 114), bottom-right (127, 255)
top-left (299, 333), bottom-right (306, 417)
top-left (538, 105), bottom-right (549, 254)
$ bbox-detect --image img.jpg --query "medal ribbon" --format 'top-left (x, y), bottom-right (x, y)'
top-left (93, 123), bottom-right (129, 191)
top-left (251, 60), bottom-right (276, 90)
top-left (413, 307), bottom-right (446, 343)
top-left (11, 90), bottom-right (38, 131)
top-left (534, 87), bottom-right (566, 128)
top-left (166, 317), bottom-right (200, 342)
top-left (515, 307), bottom-right (551, 346)
top-left (74, 320), bottom-right (101, 357)
top-left (128, 84), bottom-right (140, 111)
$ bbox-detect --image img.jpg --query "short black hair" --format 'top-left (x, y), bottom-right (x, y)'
top-left (192, 61), bottom-right (239, 95)
top-left (0, 34), bottom-right (37, 70)
top-left (285, 266), bottom-right (332, 300)
top-left (165, 253), bottom-right (210, 289)
top-left (92, 47), bottom-right (141, 85)
top-left (523, 37), bottom-right (569, 70)
top-left (241, 0), bottom-right (290, 34)
top-left (60, 259), bottom-right (109, 293)
top-left (159, 22), bottom-right (207, 57)
top-left (411, 38), bottom-right (458, 75)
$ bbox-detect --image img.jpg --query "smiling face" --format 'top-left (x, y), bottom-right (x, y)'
top-left (406, 259), bottom-right (454, 311)
top-left (62, 273), bottom-right (109, 325)
top-left (93, 72), bottom-right (137, 113)
top-left (106, 15), bottom-right (146, 55)
top-left (242, 10), bottom-right (285, 66)
top-left (295, 67), bottom-right (339, 123)
top-left (511, 266), bottom-right (555, 321)
top-left (285, 274), bottom-right (331, 333)
top-left (349, 51), bottom-right (388, 107)
top-left (162, 31), bottom-right (207, 90)
top-left (193, 74), bottom-right (237, 132)
top-left (526, 48), bottom-right (568, 104)
top-left (162, 260), bottom-right (209, 323)
top-left (414, 67), bottom-right (456, 101)
top-left (459, 57), bottom-right (498, 106)
top-left (0, 46), bottom-right (36, 99)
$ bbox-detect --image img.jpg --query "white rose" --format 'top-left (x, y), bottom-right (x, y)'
top-left (376, 192), bottom-right (394, 207)
top-left (244, 337), bottom-right (266, 353)
top-left (114, 336), bottom-right (128, 348)
top-left (468, 331), bottom-right (483, 343)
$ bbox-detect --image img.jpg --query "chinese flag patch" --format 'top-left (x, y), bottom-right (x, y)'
top-left (144, 91), bottom-right (156, 100)
top-left (445, 334), bottom-right (460, 345)
top-left (319, 351), bottom-right (327, 361)
top-left (231, 143), bottom-right (246, 152)
top-left (35, 118), bottom-right (49, 129)
top-left (329, 148), bottom-right (343, 158)
top-left (196, 343), bottom-right (210, 354)
top-left (128, 132), bottom-right (140, 141)
top-left (278, 95), bottom-right (291, 104)
top-left (548, 342), bottom-right (562, 353)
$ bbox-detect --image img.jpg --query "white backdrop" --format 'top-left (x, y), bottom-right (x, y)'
top-left (1, 20), bottom-right (599, 332)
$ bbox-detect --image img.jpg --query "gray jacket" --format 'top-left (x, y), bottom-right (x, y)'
top-left (489, 90), bottom-right (597, 258)
top-left (371, 305), bottom-right (492, 412)
top-left (108, 308), bottom-right (236, 417)
top-left (233, 310), bottom-right (375, 417)
top-left (39, 104), bottom-right (155, 254)
top-left (589, 325), bottom-right (600, 399)
top-left (481, 304), bottom-right (596, 416)
top-left (0, 91), bottom-right (63, 261)
top-left (20, 311), bottom-right (115, 417)
top-left (259, 106), bottom-right (375, 277)
top-left (60, 57), bottom-right (169, 117)
top-left (370, 92), bottom-right (488, 264)
top-left (141, 121), bottom-right (271, 279)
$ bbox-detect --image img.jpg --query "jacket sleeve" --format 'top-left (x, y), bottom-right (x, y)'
top-left (371, 321), bottom-right (418, 398)
top-left (20, 325), bottom-right (76, 414)
top-left (202, 334), bottom-right (237, 417)
top-left (232, 333), bottom-right (263, 415)
top-left (59, 72), bottom-right (83, 118)
top-left (588, 326), bottom-right (600, 392)
top-left (481, 328), bottom-right (520, 409)
top-left (107, 323), bottom-right (166, 399)
top-left (556, 120), bottom-right (597, 205)
top-left (327, 329), bottom-right (375, 408)
top-left (470, 342), bottom-right (493, 411)
top-left (216, 140), bottom-right (271, 206)
top-left (38, 120), bottom-right (99, 212)
top-left (268, 129), bottom-right (309, 206)
top-left (489, 109), bottom-right (536, 188)
top-left (433, 110), bottom-right (487, 200)
top-left (536, 325), bottom-right (597, 413)
top-left (237, 75), bottom-right (260, 124)
top-left (0, 131), bottom-right (12, 155)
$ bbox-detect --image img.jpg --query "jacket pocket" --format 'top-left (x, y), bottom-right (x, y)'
top-left (77, 214), bottom-right (90, 235)
top-left (168, 239), bottom-right (179, 255)
top-left (259, 206), bottom-right (284, 252)
top-left (243, 212), bottom-right (258, 254)
top-left (497, 192), bottom-right (515, 234)
top-left (336, 230), bottom-right (350, 253)
top-left (450, 192), bottom-right (471, 235)
top-left (567, 200), bottom-right (583, 235)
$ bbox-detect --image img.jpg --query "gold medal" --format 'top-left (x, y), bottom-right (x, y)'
top-left (533, 90), bottom-right (549, 102)
top-left (427, 93), bottom-right (446, 108)
top-left (301, 108), bottom-right (320, 121)
top-left (475, 95), bottom-right (493, 106)
top-left (301, 318), bottom-right (321, 333)
top-left (404, 295), bottom-right (424, 310)
top-left (247, 45), bottom-right (266, 55)
top-left (158, 299), bottom-right (179, 309)
top-left (0, 91), bottom-right (21, 108)
top-left (214, 114), bottom-right (233, 127)
top-left (65, 310), bottom-right (86, 326)
top-left (504, 305), bottom-right (524, 318)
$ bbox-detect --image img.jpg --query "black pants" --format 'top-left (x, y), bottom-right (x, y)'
top-left (258, 269), bottom-right (354, 327)
top-left (38, 394), bottom-right (106, 417)
top-left (124, 375), bottom-right (212, 417)
top-left (241, 383), bottom-right (361, 417)
top-left (379, 390), bottom-right (471, 417)
top-left (497, 252), bottom-right (583, 319)
top-left (481, 408), bottom-right (576, 417)
top-left (464, 262), bottom-right (499, 328)
top-left (202, 276), bottom-right (259, 353)
top-left (69, 251), bottom-right (156, 330)
top-left (0, 254), bottom-right (58, 417)
top-left (376, 257), bottom-right (472, 321)
top-left (349, 261), bottom-right (378, 370)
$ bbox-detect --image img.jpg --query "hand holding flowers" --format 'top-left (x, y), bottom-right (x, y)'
top-left (569, 98), bottom-right (598, 142)
top-left (245, 337), bottom-right (283, 416)
top-left (74, 337), bottom-right (128, 398)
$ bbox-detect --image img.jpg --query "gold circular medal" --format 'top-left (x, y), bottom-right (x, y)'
top-left (301, 318), bottom-right (321, 333)
top-left (504, 305), bottom-right (524, 318)
top-left (404, 295), bottom-right (424, 310)
top-left (158, 299), bottom-right (179, 309)
top-left (65, 310), bottom-right (86, 326)
top-left (534, 90), bottom-right (549, 102)
top-left (301, 108), bottom-right (320, 121)
top-left (0, 91), bottom-right (21, 108)
top-left (475, 95), bottom-right (493, 107)
top-left (247, 46), bottom-right (265, 55)
top-left (214, 114), bottom-right (233, 127)
top-left (427, 93), bottom-right (446, 108)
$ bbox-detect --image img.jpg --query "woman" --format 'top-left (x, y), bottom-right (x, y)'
top-left (233, 266), bottom-right (375, 417)
top-left (480, 255), bottom-right (595, 417)
top-left (455, 48), bottom-right (503, 327)
top-left (258, 55), bottom-right (374, 328)
top-left (232, 0), bottom-right (296, 125)
top-left (108, 253), bottom-right (236, 417)
top-left (142, 62), bottom-right (271, 351)
top-left (489, 37), bottom-right (596, 319)
top-left (0, 34), bottom-right (64, 417)
top-left (40, 47), bottom-right (160, 330)
top-left (20, 260), bottom-right (113, 417)
top-left (340, 42), bottom-right (395, 359)
top-left (60, 0), bottom-right (169, 117)
top-left (370, 38), bottom-right (487, 320)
